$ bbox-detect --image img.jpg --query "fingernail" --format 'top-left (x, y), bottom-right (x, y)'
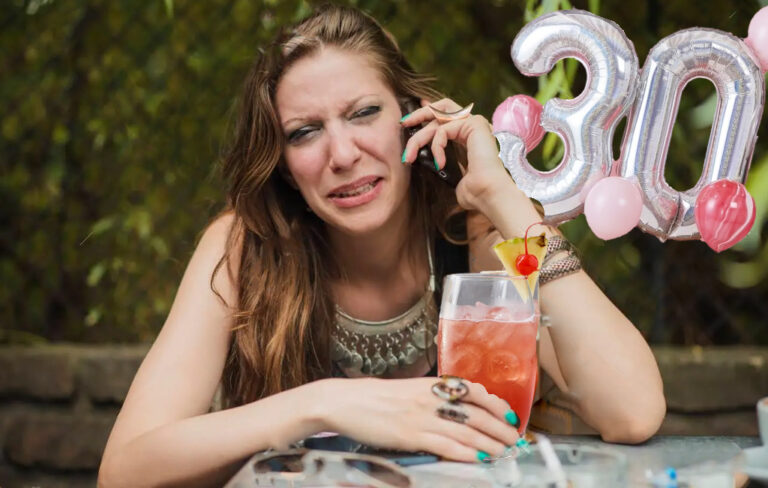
top-left (433, 157), bottom-right (439, 172)
top-left (476, 450), bottom-right (491, 463)
top-left (401, 149), bottom-right (408, 164)
top-left (400, 113), bottom-right (411, 123)
top-left (516, 438), bottom-right (531, 453)
top-left (505, 410), bottom-right (520, 428)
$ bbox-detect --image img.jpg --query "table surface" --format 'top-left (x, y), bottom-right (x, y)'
top-left (539, 435), bottom-right (762, 486)
top-left (225, 435), bottom-right (763, 487)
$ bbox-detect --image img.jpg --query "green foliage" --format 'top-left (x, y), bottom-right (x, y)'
top-left (1, 0), bottom-right (766, 344)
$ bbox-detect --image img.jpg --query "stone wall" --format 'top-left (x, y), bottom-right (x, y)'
top-left (0, 345), bottom-right (765, 487)
top-left (0, 345), bottom-right (148, 488)
top-left (654, 346), bottom-right (767, 436)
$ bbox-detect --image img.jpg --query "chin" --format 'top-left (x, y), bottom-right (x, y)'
top-left (325, 209), bottom-right (392, 236)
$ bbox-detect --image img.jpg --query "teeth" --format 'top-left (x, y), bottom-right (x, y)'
top-left (335, 180), bottom-right (376, 198)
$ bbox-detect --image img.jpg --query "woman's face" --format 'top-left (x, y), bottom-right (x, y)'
top-left (276, 47), bottom-right (410, 236)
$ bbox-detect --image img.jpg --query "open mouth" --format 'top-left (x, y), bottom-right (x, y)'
top-left (329, 177), bottom-right (382, 199)
top-left (327, 177), bottom-right (384, 208)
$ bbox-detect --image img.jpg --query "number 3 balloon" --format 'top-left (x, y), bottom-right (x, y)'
top-left (495, 8), bottom-right (768, 252)
top-left (496, 10), bottom-right (639, 224)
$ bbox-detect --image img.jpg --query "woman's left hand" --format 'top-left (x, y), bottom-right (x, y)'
top-left (400, 98), bottom-right (520, 213)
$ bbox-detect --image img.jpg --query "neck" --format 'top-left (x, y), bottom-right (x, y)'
top-left (326, 204), bottom-right (425, 286)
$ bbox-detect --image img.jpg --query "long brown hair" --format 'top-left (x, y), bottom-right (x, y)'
top-left (216, 4), bottom-right (460, 407)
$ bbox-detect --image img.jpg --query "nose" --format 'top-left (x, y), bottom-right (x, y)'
top-left (327, 125), bottom-right (361, 172)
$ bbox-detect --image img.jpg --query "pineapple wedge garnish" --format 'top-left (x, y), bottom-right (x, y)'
top-left (493, 233), bottom-right (547, 294)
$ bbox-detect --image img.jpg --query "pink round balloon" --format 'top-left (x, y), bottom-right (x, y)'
top-left (745, 6), bottom-right (768, 73)
top-left (492, 95), bottom-right (545, 153)
top-left (584, 177), bottom-right (643, 240)
top-left (695, 180), bottom-right (755, 253)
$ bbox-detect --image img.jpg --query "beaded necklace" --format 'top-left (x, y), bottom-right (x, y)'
top-left (330, 239), bottom-right (437, 377)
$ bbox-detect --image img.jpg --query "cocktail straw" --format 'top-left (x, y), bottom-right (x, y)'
top-left (532, 433), bottom-right (568, 488)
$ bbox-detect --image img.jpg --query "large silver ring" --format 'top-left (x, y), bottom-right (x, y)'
top-left (431, 375), bottom-right (469, 402)
top-left (436, 401), bottom-right (469, 424)
top-left (428, 103), bottom-right (474, 123)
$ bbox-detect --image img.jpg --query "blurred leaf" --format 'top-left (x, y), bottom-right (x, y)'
top-left (52, 124), bottom-right (69, 144)
top-left (542, 132), bottom-right (559, 160)
top-left (87, 263), bottom-right (106, 287)
top-left (690, 92), bottom-right (717, 129)
top-left (90, 217), bottom-right (115, 237)
top-left (85, 307), bottom-right (102, 327)
top-left (2, 115), bottom-right (20, 140)
top-left (737, 153), bottom-right (768, 252)
top-left (719, 245), bottom-right (768, 288)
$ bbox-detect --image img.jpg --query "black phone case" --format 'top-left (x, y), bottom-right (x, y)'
top-left (402, 99), bottom-right (462, 188)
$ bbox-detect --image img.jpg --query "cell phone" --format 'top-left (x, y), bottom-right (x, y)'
top-left (402, 98), bottom-right (462, 188)
top-left (301, 434), bottom-right (439, 467)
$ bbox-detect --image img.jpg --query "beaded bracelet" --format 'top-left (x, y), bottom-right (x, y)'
top-left (540, 236), bottom-right (582, 285)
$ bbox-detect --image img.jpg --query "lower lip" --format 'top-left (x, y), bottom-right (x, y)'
top-left (328, 179), bottom-right (384, 209)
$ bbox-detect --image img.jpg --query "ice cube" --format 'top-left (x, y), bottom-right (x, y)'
top-left (486, 306), bottom-right (513, 322)
top-left (484, 325), bottom-right (515, 350)
top-left (455, 305), bottom-right (476, 320)
top-left (484, 351), bottom-right (531, 384)
top-left (472, 301), bottom-right (491, 319)
top-left (509, 305), bottom-right (535, 322)
top-left (445, 344), bottom-right (482, 378)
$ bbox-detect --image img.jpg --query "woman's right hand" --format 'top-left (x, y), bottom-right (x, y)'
top-left (309, 377), bottom-right (521, 463)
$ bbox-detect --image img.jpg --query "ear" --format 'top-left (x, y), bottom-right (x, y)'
top-left (278, 164), bottom-right (299, 190)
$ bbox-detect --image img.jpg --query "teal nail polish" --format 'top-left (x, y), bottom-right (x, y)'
top-left (516, 438), bottom-right (530, 449)
top-left (433, 157), bottom-right (440, 172)
top-left (401, 149), bottom-right (408, 164)
top-left (476, 450), bottom-right (491, 463)
top-left (400, 113), bottom-right (411, 122)
top-left (505, 410), bottom-right (520, 428)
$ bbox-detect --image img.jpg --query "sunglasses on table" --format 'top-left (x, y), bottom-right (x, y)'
top-left (248, 448), bottom-right (413, 488)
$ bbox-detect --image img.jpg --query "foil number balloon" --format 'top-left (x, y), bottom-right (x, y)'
top-left (497, 9), bottom-right (765, 245)
top-left (497, 10), bottom-right (639, 224)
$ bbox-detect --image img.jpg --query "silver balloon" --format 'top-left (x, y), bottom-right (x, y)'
top-left (618, 28), bottom-right (765, 241)
top-left (499, 9), bottom-right (639, 224)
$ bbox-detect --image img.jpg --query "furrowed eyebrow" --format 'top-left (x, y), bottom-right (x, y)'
top-left (281, 94), bottom-right (379, 127)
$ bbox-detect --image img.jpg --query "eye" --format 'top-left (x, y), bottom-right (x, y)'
top-left (287, 126), bottom-right (318, 144)
top-left (351, 105), bottom-right (381, 119)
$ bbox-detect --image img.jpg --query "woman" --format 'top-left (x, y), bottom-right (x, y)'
top-left (98, 5), bottom-right (665, 487)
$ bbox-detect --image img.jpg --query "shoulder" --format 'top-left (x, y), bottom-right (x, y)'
top-left (194, 210), bottom-right (244, 308)
top-left (201, 211), bottom-right (238, 246)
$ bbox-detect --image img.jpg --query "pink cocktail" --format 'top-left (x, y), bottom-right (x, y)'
top-left (437, 274), bottom-right (538, 433)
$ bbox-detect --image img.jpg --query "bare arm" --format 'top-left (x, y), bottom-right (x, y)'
top-left (405, 100), bottom-right (666, 444)
top-left (98, 215), bottom-right (325, 487)
top-left (467, 206), bottom-right (665, 443)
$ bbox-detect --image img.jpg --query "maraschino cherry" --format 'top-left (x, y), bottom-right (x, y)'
top-left (515, 222), bottom-right (543, 277)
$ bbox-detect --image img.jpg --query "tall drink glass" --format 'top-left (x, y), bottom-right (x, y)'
top-left (437, 272), bottom-right (538, 433)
